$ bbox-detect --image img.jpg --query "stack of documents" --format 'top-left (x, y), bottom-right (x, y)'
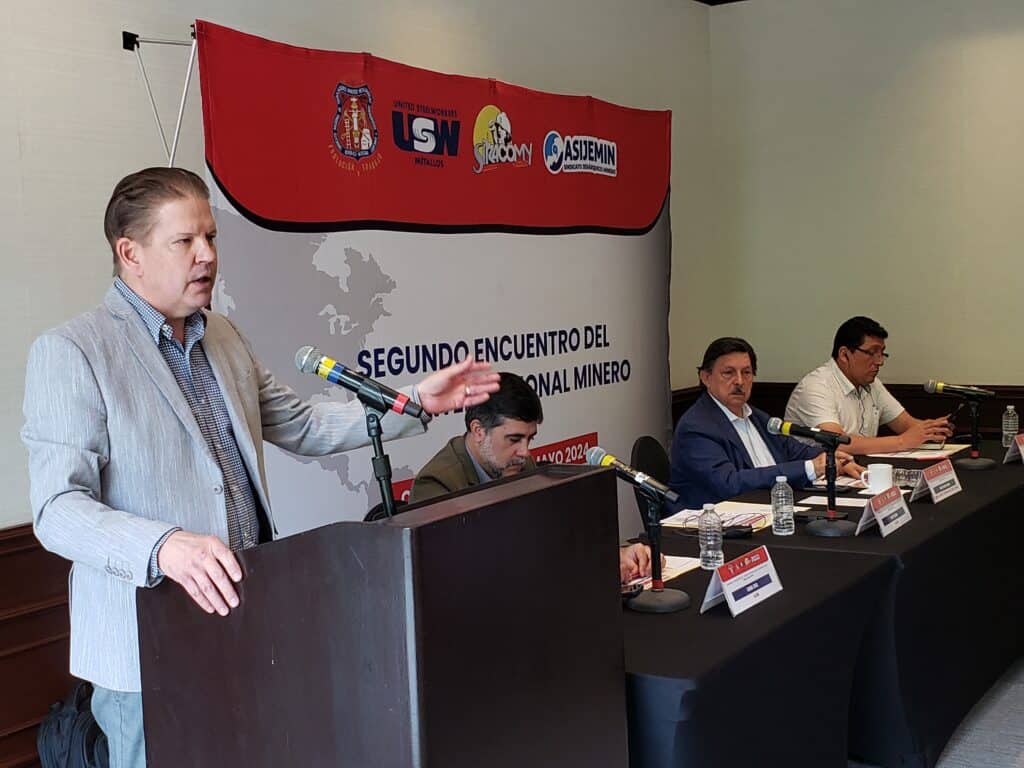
top-left (661, 500), bottom-right (799, 532)
top-left (798, 489), bottom-right (909, 506)
top-left (866, 444), bottom-right (969, 460)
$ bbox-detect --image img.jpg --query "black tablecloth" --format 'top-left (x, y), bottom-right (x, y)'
top-left (707, 444), bottom-right (1024, 768)
top-left (624, 541), bottom-right (895, 768)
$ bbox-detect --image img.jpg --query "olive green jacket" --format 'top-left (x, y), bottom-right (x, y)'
top-left (409, 435), bottom-right (537, 503)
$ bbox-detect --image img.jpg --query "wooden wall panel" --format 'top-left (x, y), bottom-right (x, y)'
top-left (0, 524), bottom-right (72, 768)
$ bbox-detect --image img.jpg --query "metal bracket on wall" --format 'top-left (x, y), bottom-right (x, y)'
top-left (122, 25), bottom-right (197, 167)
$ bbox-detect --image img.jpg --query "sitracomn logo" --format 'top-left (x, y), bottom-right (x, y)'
top-left (543, 131), bottom-right (617, 177)
top-left (391, 100), bottom-right (461, 169)
top-left (472, 105), bottom-right (533, 174)
top-left (329, 83), bottom-right (384, 174)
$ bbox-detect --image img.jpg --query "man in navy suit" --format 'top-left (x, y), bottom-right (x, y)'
top-left (669, 337), bottom-right (863, 510)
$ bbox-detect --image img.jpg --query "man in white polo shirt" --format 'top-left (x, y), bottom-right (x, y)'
top-left (786, 316), bottom-right (952, 455)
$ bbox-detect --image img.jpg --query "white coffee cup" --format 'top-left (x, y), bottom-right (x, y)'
top-left (860, 463), bottom-right (894, 495)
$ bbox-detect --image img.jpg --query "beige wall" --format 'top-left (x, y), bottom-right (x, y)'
top-left (0, 0), bottom-right (711, 529)
top-left (16, 0), bottom-right (1020, 530)
top-left (709, 0), bottom-right (1024, 383)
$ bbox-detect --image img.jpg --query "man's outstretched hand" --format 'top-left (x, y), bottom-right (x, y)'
top-left (417, 358), bottom-right (501, 415)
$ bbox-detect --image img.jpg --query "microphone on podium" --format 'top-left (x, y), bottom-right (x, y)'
top-left (295, 345), bottom-right (430, 422)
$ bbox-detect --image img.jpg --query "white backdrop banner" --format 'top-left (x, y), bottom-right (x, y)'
top-left (197, 21), bottom-right (672, 535)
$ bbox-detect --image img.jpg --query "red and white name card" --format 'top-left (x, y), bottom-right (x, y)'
top-left (855, 486), bottom-right (912, 537)
top-left (1003, 434), bottom-right (1024, 464)
top-left (700, 545), bottom-right (783, 617)
top-left (909, 458), bottom-right (962, 503)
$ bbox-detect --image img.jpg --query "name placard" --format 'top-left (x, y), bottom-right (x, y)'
top-left (855, 486), bottom-right (912, 537)
top-left (1002, 434), bottom-right (1024, 464)
top-left (909, 458), bottom-right (962, 503)
top-left (700, 545), bottom-right (783, 617)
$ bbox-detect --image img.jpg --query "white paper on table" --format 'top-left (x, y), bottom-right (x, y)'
top-left (866, 444), bottom-right (969, 460)
top-left (858, 488), bottom-right (910, 496)
top-left (626, 555), bottom-right (702, 590)
top-left (812, 476), bottom-right (865, 489)
top-left (798, 495), bottom-right (874, 508)
top-left (661, 500), bottom-right (803, 532)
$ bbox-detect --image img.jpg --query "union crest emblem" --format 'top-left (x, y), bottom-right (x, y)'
top-left (332, 83), bottom-right (379, 160)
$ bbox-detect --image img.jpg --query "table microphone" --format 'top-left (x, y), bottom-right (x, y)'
top-left (767, 417), bottom-right (851, 446)
top-left (586, 446), bottom-right (679, 504)
top-left (923, 380), bottom-right (995, 399)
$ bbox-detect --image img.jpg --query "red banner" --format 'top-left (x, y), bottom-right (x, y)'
top-left (391, 478), bottom-right (415, 504)
top-left (530, 432), bottom-right (599, 465)
top-left (195, 20), bottom-right (670, 233)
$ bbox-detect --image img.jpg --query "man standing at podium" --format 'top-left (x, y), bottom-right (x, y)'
top-left (21, 167), bottom-right (500, 768)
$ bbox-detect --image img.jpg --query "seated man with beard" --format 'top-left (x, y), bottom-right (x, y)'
top-left (411, 372), bottom-right (541, 502)
top-left (411, 371), bottom-right (656, 583)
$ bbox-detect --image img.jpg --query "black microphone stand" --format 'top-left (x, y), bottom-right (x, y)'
top-left (628, 490), bottom-right (690, 613)
top-left (954, 398), bottom-right (996, 471)
top-left (356, 382), bottom-right (401, 518)
top-left (806, 439), bottom-right (856, 537)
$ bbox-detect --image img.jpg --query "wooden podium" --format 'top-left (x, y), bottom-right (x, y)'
top-left (137, 464), bottom-right (629, 767)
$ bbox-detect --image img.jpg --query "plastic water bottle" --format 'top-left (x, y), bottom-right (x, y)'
top-left (698, 503), bottom-right (724, 570)
top-left (1002, 405), bottom-right (1018, 448)
top-left (771, 475), bottom-right (795, 536)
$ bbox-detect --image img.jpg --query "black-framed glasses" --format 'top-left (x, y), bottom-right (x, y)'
top-left (852, 346), bottom-right (889, 360)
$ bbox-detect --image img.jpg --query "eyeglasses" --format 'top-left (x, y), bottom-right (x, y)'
top-left (852, 346), bottom-right (889, 360)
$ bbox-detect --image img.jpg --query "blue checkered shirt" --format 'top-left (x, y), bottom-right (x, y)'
top-left (114, 279), bottom-right (261, 576)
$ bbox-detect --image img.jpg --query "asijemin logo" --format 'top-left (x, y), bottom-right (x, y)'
top-left (392, 102), bottom-right (461, 168)
top-left (543, 131), bottom-right (617, 176)
top-left (472, 105), bottom-right (532, 174)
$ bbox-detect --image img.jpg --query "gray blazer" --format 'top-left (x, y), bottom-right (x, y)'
top-left (22, 285), bottom-right (423, 691)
